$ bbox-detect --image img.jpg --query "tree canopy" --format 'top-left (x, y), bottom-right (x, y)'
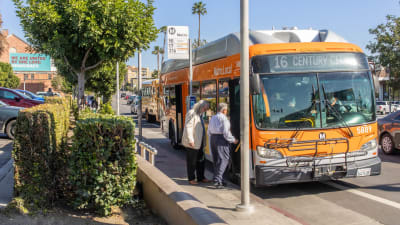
top-left (0, 13), bottom-right (6, 55)
top-left (14, 0), bottom-right (158, 106)
top-left (86, 61), bottom-right (126, 103)
top-left (0, 62), bottom-right (20, 89)
top-left (192, 1), bottom-right (207, 47)
top-left (367, 15), bottom-right (400, 78)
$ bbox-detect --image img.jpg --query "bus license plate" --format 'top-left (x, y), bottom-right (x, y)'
top-left (357, 168), bottom-right (371, 177)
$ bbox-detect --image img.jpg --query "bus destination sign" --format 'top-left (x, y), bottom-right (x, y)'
top-left (252, 53), bottom-right (369, 74)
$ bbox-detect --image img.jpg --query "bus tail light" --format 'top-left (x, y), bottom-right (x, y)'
top-left (257, 146), bottom-right (283, 159)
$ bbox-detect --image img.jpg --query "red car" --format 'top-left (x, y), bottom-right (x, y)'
top-left (0, 87), bottom-right (43, 108)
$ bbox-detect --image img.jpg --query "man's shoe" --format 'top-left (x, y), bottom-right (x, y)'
top-left (189, 180), bottom-right (198, 185)
top-left (199, 178), bottom-right (212, 183)
top-left (213, 182), bottom-right (224, 189)
top-left (221, 181), bottom-right (227, 187)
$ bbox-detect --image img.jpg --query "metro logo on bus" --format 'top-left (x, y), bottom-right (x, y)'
top-left (214, 64), bottom-right (232, 76)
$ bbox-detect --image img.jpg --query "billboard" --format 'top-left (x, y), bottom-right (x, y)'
top-left (9, 53), bottom-right (51, 71)
top-left (167, 26), bottom-right (189, 59)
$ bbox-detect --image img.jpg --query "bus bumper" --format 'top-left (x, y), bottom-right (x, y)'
top-left (255, 157), bottom-right (381, 186)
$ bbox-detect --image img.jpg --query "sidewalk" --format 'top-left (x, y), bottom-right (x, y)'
top-left (136, 125), bottom-right (305, 225)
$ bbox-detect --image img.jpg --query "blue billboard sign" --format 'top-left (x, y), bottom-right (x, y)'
top-left (9, 53), bottom-right (51, 71)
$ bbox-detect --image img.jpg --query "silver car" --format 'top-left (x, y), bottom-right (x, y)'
top-left (0, 100), bottom-right (22, 139)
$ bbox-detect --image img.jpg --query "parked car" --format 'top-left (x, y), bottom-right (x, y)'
top-left (130, 98), bottom-right (139, 114)
top-left (36, 91), bottom-right (61, 98)
top-left (127, 95), bottom-right (136, 105)
top-left (376, 101), bottom-right (390, 114)
top-left (0, 100), bottom-right (22, 139)
top-left (15, 89), bottom-right (45, 102)
top-left (378, 111), bottom-right (400, 154)
top-left (121, 93), bottom-right (126, 98)
top-left (0, 87), bottom-right (43, 108)
top-left (392, 104), bottom-right (400, 112)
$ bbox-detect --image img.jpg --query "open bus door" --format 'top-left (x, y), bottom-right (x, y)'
top-left (175, 84), bottom-right (184, 144)
top-left (228, 79), bottom-right (242, 184)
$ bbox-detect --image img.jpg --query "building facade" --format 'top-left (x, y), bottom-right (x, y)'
top-left (126, 65), bottom-right (152, 90)
top-left (0, 30), bottom-right (57, 93)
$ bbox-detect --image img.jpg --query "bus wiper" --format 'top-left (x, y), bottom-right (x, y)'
top-left (321, 84), bottom-right (354, 137)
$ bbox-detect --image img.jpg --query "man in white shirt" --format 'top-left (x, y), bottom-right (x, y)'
top-left (208, 103), bottom-right (238, 188)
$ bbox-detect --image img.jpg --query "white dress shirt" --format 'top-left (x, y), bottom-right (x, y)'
top-left (207, 112), bottom-right (236, 143)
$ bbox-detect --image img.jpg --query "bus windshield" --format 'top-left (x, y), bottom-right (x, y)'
top-left (252, 72), bottom-right (376, 129)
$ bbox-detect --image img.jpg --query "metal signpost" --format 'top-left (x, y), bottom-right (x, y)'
top-left (236, 0), bottom-right (253, 212)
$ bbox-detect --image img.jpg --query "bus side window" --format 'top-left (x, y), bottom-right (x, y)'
top-left (218, 79), bottom-right (230, 117)
top-left (192, 82), bottom-right (201, 102)
top-left (164, 86), bottom-right (170, 107)
top-left (201, 80), bottom-right (217, 122)
top-left (170, 86), bottom-right (176, 107)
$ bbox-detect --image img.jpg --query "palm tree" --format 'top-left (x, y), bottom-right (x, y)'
top-left (152, 46), bottom-right (164, 77)
top-left (160, 26), bottom-right (167, 64)
top-left (192, 1), bottom-right (207, 48)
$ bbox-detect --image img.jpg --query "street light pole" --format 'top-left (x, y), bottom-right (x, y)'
top-left (116, 61), bottom-right (120, 116)
top-left (138, 52), bottom-right (143, 140)
top-left (236, 0), bottom-right (253, 213)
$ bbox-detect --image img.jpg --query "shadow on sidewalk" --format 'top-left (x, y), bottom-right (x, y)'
top-left (168, 191), bottom-right (226, 224)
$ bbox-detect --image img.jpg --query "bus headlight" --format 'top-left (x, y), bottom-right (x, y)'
top-left (360, 139), bottom-right (377, 151)
top-left (257, 146), bottom-right (283, 159)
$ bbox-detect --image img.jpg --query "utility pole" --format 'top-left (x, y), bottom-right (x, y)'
top-left (138, 52), bottom-right (143, 140)
top-left (116, 62), bottom-right (120, 116)
top-left (236, 0), bottom-right (253, 213)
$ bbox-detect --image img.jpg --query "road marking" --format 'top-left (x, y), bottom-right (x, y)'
top-left (324, 181), bottom-right (400, 210)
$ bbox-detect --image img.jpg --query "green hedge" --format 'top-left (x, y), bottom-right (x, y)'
top-left (69, 114), bottom-right (136, 215)
top-left (13, 102), bottom-right (70, 209)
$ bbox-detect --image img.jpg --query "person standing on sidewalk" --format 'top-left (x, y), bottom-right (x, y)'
top-left (208, 103), bottom-right (238, 189)
top-left (182, 100), bottom-right (212, 185)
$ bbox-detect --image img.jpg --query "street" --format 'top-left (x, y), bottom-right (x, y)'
top-left (114, 96), bottom-right (400, 225)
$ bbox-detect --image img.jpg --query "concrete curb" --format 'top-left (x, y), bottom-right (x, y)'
top-left (136, 156), bottom-right (228, 225)
top-left (0, 159), bottom-right (13, 183)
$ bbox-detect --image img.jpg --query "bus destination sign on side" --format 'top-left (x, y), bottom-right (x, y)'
top-left (252, 53), bottom-right (369, 74)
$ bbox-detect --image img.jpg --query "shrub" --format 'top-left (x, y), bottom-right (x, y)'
top-left (13, 102), bottom-right (70, 210)
top-left (98, 103), bottom-right (115, 115)
top-left (69, 114), bottom-right (136, 215)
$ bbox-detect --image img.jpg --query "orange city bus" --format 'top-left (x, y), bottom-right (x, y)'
top-left (159, 29), bottom-right (381, 186)
top-left (141, 79), bottom-right (161, 122)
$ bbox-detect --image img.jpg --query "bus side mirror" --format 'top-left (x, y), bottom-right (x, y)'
top-left (250, 73), bottom-right (261, 95)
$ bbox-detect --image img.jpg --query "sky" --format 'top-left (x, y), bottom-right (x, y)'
top-left (1, 0), bottom-right (400, 71)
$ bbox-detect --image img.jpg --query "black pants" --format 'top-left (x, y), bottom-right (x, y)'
top-left (186, 147), bottom-right (205, 182)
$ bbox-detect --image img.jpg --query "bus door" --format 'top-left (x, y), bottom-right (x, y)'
top-left (175, 84), bottom-right (184, 143)
top-left (229, 79), bottom-right (241, 182)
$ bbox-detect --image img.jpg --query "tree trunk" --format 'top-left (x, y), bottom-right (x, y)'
top-left (198, 14), bottom-right (201, 47)
top-left (78, 71), bottom-right (86, 109)
top-left (161, 31), bottom-right (166, 64)
top-left (157, 53), bottom-right (160, 76)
